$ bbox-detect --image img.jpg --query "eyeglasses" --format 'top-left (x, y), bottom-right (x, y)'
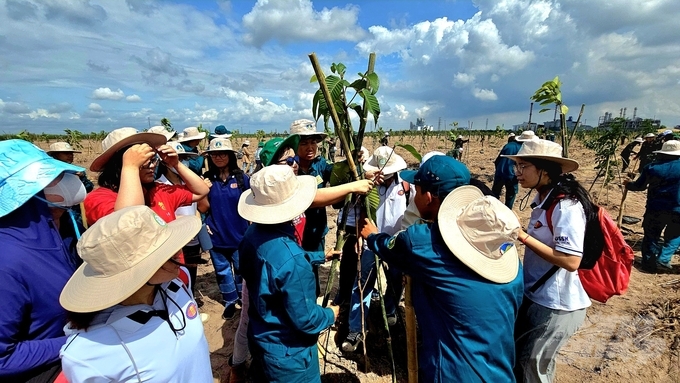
top-left (277, 156), bottom-right (299, 167)
top-left (513, 163), bottom-right (534, 175)
top-left (209, 152), bottom-right (229, 159)
top-left (141, 155), bottom-right (161, 169)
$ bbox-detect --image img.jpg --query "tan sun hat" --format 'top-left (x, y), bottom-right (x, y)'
top-left (238, 165), bottom-right (317, 224)
top-left (59, 206), bottom-right (201, 313)
top-left (653, 140), bottom-right (680, 156)
top-left (290, 119), bottom-right (327, 140)
top-left (644, 132), bottom-right (656, 138)
top-left (501, 139), bottom-right (579, 173)
top-left (438, 187), bottom-right (520, 283)
top-left (177, 127), bottom-right (206, 142)
top-left (514, 130), bottom-right (538, 142)
top-left (90, 127), bottom-right (167, 172)
top-left (203, 137), bottom-right (235, 154)
top-left (148, 125), bottom-right (176, 141)
top-left (47, 142), bottom-right (81, 154)
top-left (363, 146), bottom-right (407, 176)
top-left (169, 141), bottom-right (198, 158)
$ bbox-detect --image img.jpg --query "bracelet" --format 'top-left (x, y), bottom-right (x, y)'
top-left (519, 235), bottom-right (528, 245)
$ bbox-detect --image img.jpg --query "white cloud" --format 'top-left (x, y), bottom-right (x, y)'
top-left (415, 106), bottom-right (431, 117)
top-left (126, 94), bottom-right (141, 102)
top-left (92, 87), bottom-right (125, 100)
top-left (27, 109), bottom-right (60, 119)
top-left (392, 104), bottom-right (409, 120)
top-left (473, 88), bottom-right (498, 101)
top-left (453, 72), bottom-right (475, 87)
top-left (89, 103), bottom-right (102, 111)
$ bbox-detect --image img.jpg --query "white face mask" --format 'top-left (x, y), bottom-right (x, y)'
top-left (43, 173), bottom-right (87, 207)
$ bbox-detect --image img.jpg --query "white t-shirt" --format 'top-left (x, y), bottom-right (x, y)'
top-left (60, 279), bottom-right (213, 383)
top-left (523, 192), bottom-right (592, 311)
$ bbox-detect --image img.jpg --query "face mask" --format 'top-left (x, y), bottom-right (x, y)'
top-left (43, 173), bottom-right (87, 207)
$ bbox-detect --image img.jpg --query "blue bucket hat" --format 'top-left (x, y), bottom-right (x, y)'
top-left (400, 155), bottom-right (470, 199)
top-left (0, 139), bottom-right (84, 218)
top-left (211, 125), bottom-right (232, 139)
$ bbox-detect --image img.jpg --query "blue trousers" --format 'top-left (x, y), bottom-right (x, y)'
top-left (209, 247), bottom-right (241, 305)
top-left (641, 211), bottom-right (680, 267)
top-left (348, 249), bottom-right (401, 333)
top-left (492, 177), bottom-right (519, 209)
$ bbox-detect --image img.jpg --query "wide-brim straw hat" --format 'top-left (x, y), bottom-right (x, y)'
top-left (363, 146), bottom-right (407, 176)
top-left (47, 142), bottom-right (81, 154)
top-left (502, 139), bottom-right (579, 173)
top-left (238, 165), bottom-right (317, 224)
top-left (438, 187), bottom-right (520, 283)
top-left (177, 127), bottom-right (206, 142)
top-left (653, 140), bottom-right (680, 156)
top-left (90, 128), bottom-right (166, 172)
top-left (169, 141), bottom-right (198, 158)
top-left (290, 119), bottom-right (327, 140)
top-left (0, 140), bottom-right (84, 218)
top-left (202, 137), bottom-right (235, 154)
top-left (514, 130), bottom-right (538, 142)
top-left (60, 206), bottom-right (201, 312)
top-left (147, 126), bottom-right (176, 141)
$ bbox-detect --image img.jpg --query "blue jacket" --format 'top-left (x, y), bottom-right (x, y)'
top-left (368, 222), bottom-right (523, 383)
top-left (181, 143), bottom-right (205, 176)
top-left (299, 157), bottom-right (333, 261)
top-left (626, 156), bottom-right (680, 213)
top-left (239, 223), bottom-right (334, 381)
top-left (203, 172), bottom-right (250, 249)
top-left (0, 197), bottom-right (77, 379)
top-left (494, 141), bottom-right (522, 181)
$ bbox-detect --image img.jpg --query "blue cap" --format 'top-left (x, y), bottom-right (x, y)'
top-left (401, 155), bottom-right (470, 198)
top-left (214, 125), bottom-right (231, 135)
top-left (0, 139), bottom-right (84, 217)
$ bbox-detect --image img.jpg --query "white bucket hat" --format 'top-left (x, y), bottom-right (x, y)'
top-left (438, 187), bottom-right (520, 283)
top-left (363, 146), bottom-right (407, 176)
top-left (203, 137), bottom-right (235, 153)
top-left (238, 165), bottom-right (317, 224)
top-left (90, 128), bottom-right (167, 172)
top-left (502, 139), bottom-right (579, 173)
top-left (634, 137), bottom-right (644, 143)
top-left (169, 141), bottom-right (198, 158)
top-left (644, 133), bottom-right (656, 138)
top-left (148, 125), bottom-right (176, 141)
top-left (60, 206), bottom-right (201, 312)
top-left (243, 140), bottom-right (251, 146)
top-left (514, 130), bottom-right (538, 142)
top-left (290, 119), bottom-right (327, 140)
top-left (177, 127), bottom-right (206, 142)
top-left (653, 140), bottom-right (680, 156)
top-left (47, 142), bottom-right (81, 154)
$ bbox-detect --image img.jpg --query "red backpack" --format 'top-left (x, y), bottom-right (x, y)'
top-left (529, 194), bottom-right (635, 303)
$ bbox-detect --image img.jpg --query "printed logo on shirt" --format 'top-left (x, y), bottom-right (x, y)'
top-left (397, 190), bottom-right (404, 196)
top-left (230, 183), bottom-right (238, 189)
top-left (158, 201), bottom-right (167, 211)
top-left (555, 235), bottom-right (569, 243)
top-left (533, 221), bottom-right (544, 229)
top-left (186, 302), bottom-right (198, 320)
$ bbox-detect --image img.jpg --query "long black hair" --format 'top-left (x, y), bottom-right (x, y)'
top-left (97, 148), bottom-right (128, 192)
top-left (203, 151), bottom-right (242, 180)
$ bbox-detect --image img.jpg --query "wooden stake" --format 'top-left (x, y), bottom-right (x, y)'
top-left (617, 188), bottom-right (628, 228)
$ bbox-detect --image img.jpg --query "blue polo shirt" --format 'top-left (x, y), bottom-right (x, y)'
top-left (298, 156), bottom-right (333, 261)
top-left (203, 172), bottom-right (250, 249)
top-left (367, 222), bottom-right (523, 383)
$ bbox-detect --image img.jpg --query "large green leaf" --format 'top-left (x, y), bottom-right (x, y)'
top-left (539, 108), bottom-right (551, 113)
top-left (365, 188), bottom-right (379, 223)
top-left (561, 104), bottom-right (569, 115)
top-left (396, 143), bottom-right (422, 162)
top-left (329, 161), bottom-right (351, 187)
top-left (366, 73), bottom-right (380, 94)
top-left (359, 89), bottom-right (380, 124)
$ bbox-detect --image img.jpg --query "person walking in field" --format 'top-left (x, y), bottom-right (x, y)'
top-left (240, 140), bottom-right (253, 174)
top-left (635, 133), bottom-right (657, 172)
top-left (621, 137), bottom-right (643, 172)
top-left (452, 135), bottom-right (469, 160)
top-left (492, 133), bottom-right (522, 209)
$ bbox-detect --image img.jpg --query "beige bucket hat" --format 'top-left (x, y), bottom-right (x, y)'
top-left (148, 125), bottom-right (176, 141)
top-left (290, 119), bottom-right (327, 140)
top-left (238, 165), bottom-right (317, 224)
top-left (177, 127), bottom-right (206, 142)
top-left (653, 140), bottom-right (680, 156)
top-left (502, 139), bottom-right (579, 173)
top-left (438, 187), bottom-right (520, 283)
top-left (47, 142), bottom-right (81, 154)
top-left (363, 146), bottom-right (407, 176)
top-left (634, 137), bottom-right (644, 143)
top-left (60, 206), bottom-right (201, 312)
top-left (169, 141), bottom-right (198, 158)
top-left (203, 137), bottom-right (235, 154)
top-left (90, 128), bottom-right (167, 172)
top-left (514, 130), bottom-right (538, 142)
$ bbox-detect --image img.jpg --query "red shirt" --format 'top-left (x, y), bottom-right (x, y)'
top-left (292, 213), bottom-right (306, 245)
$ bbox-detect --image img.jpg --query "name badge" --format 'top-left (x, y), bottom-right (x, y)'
top-left (315, 175), bottom-right (323, 185)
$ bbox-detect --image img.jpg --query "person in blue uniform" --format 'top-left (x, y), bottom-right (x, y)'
top-left (492, 133), bottom-right (522, 208)
top-left (238, 165), bottom-right (339, 383)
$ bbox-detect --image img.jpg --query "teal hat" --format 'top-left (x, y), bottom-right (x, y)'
top-left (260, 135), bottom-right (300, 166)
top-left (258, 141), bottom-right (264, 148)
top-left (0, 139), bottom-right (85, 218)
top-left (401, 155), bottom-right (470, 198)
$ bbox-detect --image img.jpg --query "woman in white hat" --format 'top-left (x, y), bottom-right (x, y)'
top-left (502, 139), bottom-right (594, 382)
top-left (47, 141), bottom-right (95, 192)
top-left (620, 137), bottom-right (643, 172)
top-left (237, 165), bottom-right (339, 383)
top-left (59, 206), bottom-right (212, 382)
top-left (635, 132), bottom-right (658, 172)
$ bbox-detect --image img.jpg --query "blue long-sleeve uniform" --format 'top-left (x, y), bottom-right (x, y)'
top-left (626, 156), bottom-right (680, 213)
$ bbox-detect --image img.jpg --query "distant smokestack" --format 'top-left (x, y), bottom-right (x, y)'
top-left (623, 107), bottom-right (627, 119)
top-left (633, 107), bottom-right (637, 120)
top-left (620, 108), bottom-right (623, 118)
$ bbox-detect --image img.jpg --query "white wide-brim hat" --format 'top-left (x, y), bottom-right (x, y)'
top-left (438, 186), bottom-right (520, 283)
top-left (238, 165), bottom-right (317, 224)
top-left (501, 139), bottom-right (579, 174)
top-left (177, 127), bottom-right (206, 142)
top-left (363, 146), bottom-right (407, 176)
top-left (169, 141), bottom-right (198, 158)
top-left (148, 126), bottom-right (176, 141)
top-left (653, 140), bottom-right (680, 156)
top-left (290, 119), bottom-right (327, 139)
top-left (515, 130), bottom-right (538, 142)
top-left (644, 133), bottom-right (656, 138)
top-left (634, 137), bottom-right (644, 143)
top-left (90, 128), bottom-right (167, 172)
top-left (202, 137), bottom-right (235, 154)
top-left (60, 206), bottom-right (201, 312)
top-left (47, 142), bottom-right (81, 154)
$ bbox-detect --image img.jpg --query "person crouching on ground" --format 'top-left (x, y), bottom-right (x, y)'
top-left (59, 206), bottom-right (212, 382)
top-left (237, 165), bottom-right (339, 383)
top-left (360, 155), bottom-right (524, 382)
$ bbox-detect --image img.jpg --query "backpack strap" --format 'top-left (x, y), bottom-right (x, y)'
top-left (528, 191), bottom-right (564, 293)
top-left (529, 265), bottom-right (559, 293)
top-left (401, 180), bottom-right (411, 206)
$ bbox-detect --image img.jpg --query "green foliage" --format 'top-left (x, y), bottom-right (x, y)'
top-left (584, 118), bottom-right (626, 186)
top-left (396, 143), bottom-right (422, 163)
top-left (15, 130), bottom-right (36, 143)
top-left (160, 118), bottom-right (172, 128)
top-left (531, 76), bottom-right (568, 115)
top-left (64, 129), bottom-right (83, 150)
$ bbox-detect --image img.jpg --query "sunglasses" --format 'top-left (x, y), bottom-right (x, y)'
top-left (277, 155), bottom-right (299, 166)
top-left (141, 155), bottom-right (161, 169)
top-left (209, 152), bottom-right (229, 159)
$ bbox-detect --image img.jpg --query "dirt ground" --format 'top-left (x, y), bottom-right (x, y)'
top-left (40, 136), bottom-right (680, 382)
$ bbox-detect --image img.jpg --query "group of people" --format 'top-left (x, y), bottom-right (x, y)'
top-left (1, 118), bottom-right (677, 383)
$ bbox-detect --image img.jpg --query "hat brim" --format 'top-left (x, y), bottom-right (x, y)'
top-left (438, 186), bottom-right (520, 283)
top-left (90, 133), bottom-right (167, 172)
top-left (0, 158), bottom-right (84, 218)
top-left (297, 132), bottom-right (327, 141)
top-left (59, 215), bottom-right (202, 312)
top-left (653, 149), bottom-right (680, 156)
top-left (501, 154), bottom-right (579, 173)
top-left (237, 174), bottom-right (317, 224)
top-left (363, 155), bottom-right (408, 176)
top-left (177, 132), bottom-right (207, 143)
top-left (211, 133), bottom-right (233, 139)
top-left (178, 151), bottom-right (199, 158)
top-left (47, 149), bottom-right (82, 154)
top-left (266, 135), bottom-right (301, 166)
top-left (514, 137), bottom-right (537, 142)
top-left (399, 169), bottom-right (417, 184)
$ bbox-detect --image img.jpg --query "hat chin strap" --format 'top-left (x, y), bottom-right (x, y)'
top-left (517, 172), bottom-right (544, 211)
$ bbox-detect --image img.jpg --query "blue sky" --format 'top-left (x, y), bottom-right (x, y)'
top-left (1, 0), bottom-right (679, 135)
